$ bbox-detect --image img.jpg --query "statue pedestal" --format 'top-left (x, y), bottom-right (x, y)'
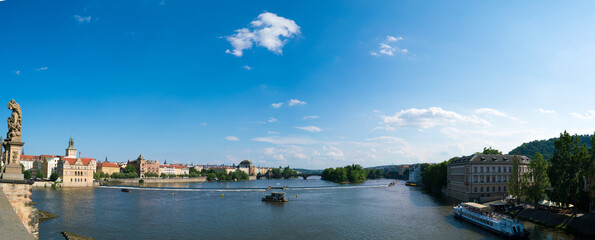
top-left (1, 140), bottom-right (24, 180)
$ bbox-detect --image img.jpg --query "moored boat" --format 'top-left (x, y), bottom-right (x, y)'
top-left (262, 192), bottom-right (288, 202)
top-left (405, 182), bottom-right (417, 186)
top-left (121, 189), bottom-right (131, 192)
top-left (453, 202), bottom-right (529, 238)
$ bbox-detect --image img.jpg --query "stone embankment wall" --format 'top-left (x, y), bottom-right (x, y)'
top-left (0, 182), bottom-right (38, 239)
top-left (105, 177), bottom-right (207, 184)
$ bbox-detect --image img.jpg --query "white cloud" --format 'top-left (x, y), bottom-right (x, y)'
top-left (571, 110), bottom-right (595, 120)
top-left (252, 136), bottom-right (317, 145)
top-left (288, 99), bottom-right (306, 106)
top-left (370, 35), bottom-right (407, 56)
top-left (225, 12), bottom-right (300, 57)
top-left (386, 35), bottom-right (402, 42)
top-left (322, 146), bottom-right (344, 159)
top-left (378, 107), bottom-right (490, 130)
top-left (271, 102), bottom-right (283, 108)
top-left (295, 126), bottom-right (322, 132)
top-left (302, 115), bottom-right (319, 120)
top-left (243, 65), bottom-right (252, 70)
top-left (15, 70), bottom-right (20, 75)
top-left (200, 122), bottom-right (207, 126)
top-left (268, 118), bottom-right (278, 123)
top-left (36, 67), bottom-right (48, 71)
top-left (267, 131), bottom-right (279, 134)
top-left (474, 108), bottom-right (520, 122)
top-left (225, 136), bottom-right (239, 141)
top-left (538, 108), bottom-right (556, 114)
top-left (74, 15), bottom-right (91, 23)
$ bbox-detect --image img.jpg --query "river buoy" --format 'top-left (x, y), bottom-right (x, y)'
top-left (172, 193), bottom-right (174, 196)
top-left (244, 194), bottom-right (246, 198)
top-left (296, 194), bottom-right (298, 198)
top-left (222, 194), bottom-right (224, 198)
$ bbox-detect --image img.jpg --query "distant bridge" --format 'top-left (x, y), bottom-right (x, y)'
top-left (300, 173), bottom-right (322, 179)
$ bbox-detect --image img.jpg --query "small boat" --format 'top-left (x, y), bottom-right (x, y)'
top-left (121, 189), bottom-right (131, 192)
top-left (262, 192), bottom-right (288, 202)
top-left (453, 202), bottom-right (529, 238)
top-left (405, 182), bottom-right (417, 186)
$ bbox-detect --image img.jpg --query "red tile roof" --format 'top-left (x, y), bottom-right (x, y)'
top-left (98, 162), bottom-right (119, 168)
top-left (61, 157), bottom-right (95, 166)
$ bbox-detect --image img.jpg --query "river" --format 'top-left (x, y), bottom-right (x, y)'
top-left (32, 178), bottom-right (582, 239)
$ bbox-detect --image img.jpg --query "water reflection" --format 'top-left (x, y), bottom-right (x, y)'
top-left (33, 179), bottom-right (582, 240)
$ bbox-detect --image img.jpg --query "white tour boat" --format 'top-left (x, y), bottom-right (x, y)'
top-left (453, 202), bottom-right (529, 238)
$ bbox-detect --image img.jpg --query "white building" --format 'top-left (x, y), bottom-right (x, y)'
top-left (408, 164), bottom-right (423, 184)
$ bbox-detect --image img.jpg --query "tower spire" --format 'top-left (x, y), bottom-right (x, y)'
top-left (69, 134), bottom-right (74, 148)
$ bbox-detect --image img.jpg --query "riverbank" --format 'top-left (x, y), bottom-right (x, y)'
top-left (517, 208), bottom-right (595, 237)
top-left (103, 177), bottom-right (206, 185)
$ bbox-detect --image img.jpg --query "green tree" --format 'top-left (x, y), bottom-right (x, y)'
top-left (49, 172), bottom-right (59, 181)
top-left (507, 155), bottom-right (523, 202)
top-left (124, 165), bottom-right (137, 175)
top-left (549, 131), bottom-right (590, 208)
top-left (482, 147), bottom-right (502, 155)
top-left (36, 170), bottom-right (45, 179)
top-left (524, 152), bottom-right (550, 206)
top-left (23, 170), bottom-right (32, 179)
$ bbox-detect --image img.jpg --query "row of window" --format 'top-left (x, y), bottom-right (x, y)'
top-left (463, 212), bottom-right (494, 226)
top-left (70, 178), bottom-right (87, 182)
top-left (474, 186), bottom-right (506, 193)
top-left (473, 175), bottom-right (508, 183)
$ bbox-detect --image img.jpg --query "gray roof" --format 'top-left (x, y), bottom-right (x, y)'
top-left (449, 154), bottom-right (530, 165)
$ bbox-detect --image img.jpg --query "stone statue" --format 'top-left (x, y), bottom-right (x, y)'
top-left (6, 99), bottom-right (22, 142)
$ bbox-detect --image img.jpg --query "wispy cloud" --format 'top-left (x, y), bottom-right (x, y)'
top-left (200, 122), bottom-right (207, 126)
top-left (14, 70), bottom-right (20, 75)
top-left (267, 131), bottom-right (280, 134)
top-left (538, 108), bottom-right (556, 114)
top-left (377, 107), bottom-right (490, 131)
top-left (225, 12), bottom-right (300, 57)
top-left (252, 136), bottom-right (317, 145)
top-left (370, 35), bottom-right (407, 56)
top-left (243, 65), bottom-right (252, 70)
top-left (571, 110), bottom-right (595, 120)
top-left (474, 108), bottom-right (519, 121)
top-left (36, 67), bottom-right (48, 71)
top-left (302, 115), bottom-right (319, 120)
top-left (271, 102), bottom-right (283, 108)
top-left (74, 15), bottom-right (91, 23)
top-left (288, 99), bottom-right (306, 106)
top-left (268, 118), bottom-right (278, 123)
top-left (295, 126), bottom-right (322, 132)
top-left (225, 136), bottom-right (239, 141)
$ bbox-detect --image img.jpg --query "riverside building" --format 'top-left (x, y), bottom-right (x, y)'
top-left (446, 154), bottom-right (530, 203)
top-left (57, 136), bottom-right (96, 187)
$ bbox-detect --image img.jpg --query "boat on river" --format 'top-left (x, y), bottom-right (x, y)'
top-left (405, 182), bottom-right (417, 186)
top-left (453, 202), bottom-right (529, 239)
top-left (121, 189), bottom-right (131, 192)
top-left (262, 192), bottom-right (288, 202)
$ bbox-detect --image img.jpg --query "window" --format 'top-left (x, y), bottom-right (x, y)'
top-left (504, 186), bottom-right (507, 192)
top-left (492, 186), bottom-right (495, 192)
top-left (474, 187), bottom-right (477, 193)
top-left (480, 167), bottom-right (484, 173)
top-left (480, 187), bottom-right (483, 192)
top-left (474, 167), bottom-right (477, 173)
top-left (498, 186), bottom-right (501, 191)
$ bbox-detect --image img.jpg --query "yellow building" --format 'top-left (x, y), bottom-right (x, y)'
top-left (57, 136), bottom-right (96, 187)
top-left (97, 162), bottom-right (120, 175)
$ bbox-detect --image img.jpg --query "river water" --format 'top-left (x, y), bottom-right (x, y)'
top-left (33, 178), bottom-right (581, 240)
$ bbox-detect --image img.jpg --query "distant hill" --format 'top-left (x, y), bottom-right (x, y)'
top-left (508, 134), bottom-right (592, 160)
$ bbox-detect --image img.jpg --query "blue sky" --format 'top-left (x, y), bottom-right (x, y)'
top-left (2, 0), bottom-right (595, 168)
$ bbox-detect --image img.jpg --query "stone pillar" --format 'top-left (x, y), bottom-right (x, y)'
top-left (1, 140), bottom-right (25, 180)
top-left (0, 181), bottom-right (38, 239)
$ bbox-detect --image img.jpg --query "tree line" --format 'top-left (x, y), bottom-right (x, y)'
top-left (507, 131), bottom-right (595, 211)
top-left (321, 164), bottom-right (369, 183)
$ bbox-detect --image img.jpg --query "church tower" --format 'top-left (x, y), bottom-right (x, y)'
top-left (65, 135), bottom-right (77, 158)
